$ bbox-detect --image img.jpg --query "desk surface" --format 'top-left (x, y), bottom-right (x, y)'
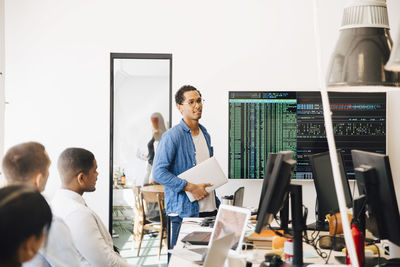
top-left (169, 218), bottom-right (213, 267)
top-left (168, 218), bottom-right (369, 266)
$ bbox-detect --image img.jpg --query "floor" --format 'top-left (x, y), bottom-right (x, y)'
top-left (113, 221), bottom-right (168, 267)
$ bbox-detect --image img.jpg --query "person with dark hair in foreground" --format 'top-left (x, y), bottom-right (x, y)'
top-left (51, 147), bottom-right (137, 267)
top-left (2, 142), bottom-right (84, 267)
top-left (153, 85), bottom-right (220, 249)
top-left (0, 185), bottom-right (52, 267)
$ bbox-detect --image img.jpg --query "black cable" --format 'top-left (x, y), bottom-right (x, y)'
top-left (303, 231), bottom-right (328, 259)
top-left (310, 229), bottom-right (319, 241)
top-left (325, 213), bottom-right (338, 264)
top-left (353, 200), bottom-right (367, 227)
top-left (270, 221), bottom-right (329, 260)
top-left (268, 224), bottom-right (285, 237)
top-left (274, 217), bottom-right (282, 228)
top-left (268, 205), bottom-right (331, 262)
top-left (301, 203), bottom-right (328, 261)
top-left (373, 243), bottom-right (381, 266)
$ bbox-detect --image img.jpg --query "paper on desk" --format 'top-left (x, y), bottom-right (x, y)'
top-left (178, 157), bottom-right (228, 202)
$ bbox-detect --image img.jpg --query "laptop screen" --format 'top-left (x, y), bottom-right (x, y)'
top-left (209, 205), bottom-right (250, 252)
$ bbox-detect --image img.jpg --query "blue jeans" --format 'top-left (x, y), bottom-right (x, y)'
top-left (169, 216), bottom-right (183, 249)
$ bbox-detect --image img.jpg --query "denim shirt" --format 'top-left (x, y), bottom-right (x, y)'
top-left (153, 119), bottom-right (220, 218)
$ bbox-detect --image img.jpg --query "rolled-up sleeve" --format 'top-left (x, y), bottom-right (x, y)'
top-left (153, 134), bottom-right (187, 193)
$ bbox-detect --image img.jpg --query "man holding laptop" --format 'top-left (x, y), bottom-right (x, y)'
top-left (153, 85), bottom-right (221, 249)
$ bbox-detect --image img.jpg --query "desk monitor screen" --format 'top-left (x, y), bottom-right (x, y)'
top-left (310, 150), bottom-right (353, 229)
top-left (228, 91), bottom-right (386, 179)
top-left (351, 150), bottom-right (400, 246)
top-left (256, 152), bottom-right (277, 219)
top-left (255, 151), bottom-right (296, 233)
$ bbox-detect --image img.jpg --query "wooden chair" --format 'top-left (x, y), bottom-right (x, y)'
top-left (132, 186), bottom-right (142, 244)
top-left (136, 190), bottom-right (167, 259)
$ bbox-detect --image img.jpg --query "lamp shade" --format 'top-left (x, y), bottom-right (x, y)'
top-left (326, 0), bottom-right (400, 87)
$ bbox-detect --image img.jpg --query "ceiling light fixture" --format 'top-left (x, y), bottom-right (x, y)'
top-left (326, 0), bottom-right (399, 87)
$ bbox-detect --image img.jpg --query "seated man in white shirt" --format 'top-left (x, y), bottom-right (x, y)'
top-left (2, 142), bottom-right (85, 267)
top-left (52, 147), bottom-right (137, 267)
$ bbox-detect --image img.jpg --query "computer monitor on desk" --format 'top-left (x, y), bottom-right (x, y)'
top-left (351, 150), bottom-right (400, 247)
top-left (255, 151), bottom-right (295, 233)
top-left (351, 150), bottom-right (400, 266)
top-left (256, 152), bottom-right (278, 220)
top-left (309, 150), bottom-right (353, 231)
top-left (255, 151), bottom-right (309, 266)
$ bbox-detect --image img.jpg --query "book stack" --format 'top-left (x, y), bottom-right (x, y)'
top-left (245, 229), bottom-right (283, 250)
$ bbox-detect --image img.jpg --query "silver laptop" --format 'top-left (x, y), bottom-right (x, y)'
top-left (170, 233), bottom-right (235, 266)
top-left (181, 205), bottom-right (251, 252)
top-left (202, 233), bottom-right (235, 267)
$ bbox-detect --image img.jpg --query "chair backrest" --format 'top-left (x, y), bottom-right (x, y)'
top-left (141, 190), bottom-right (165, 226)
top-left (133, 186), bottom-right (145, 221)
top-left (141, 190), bottom-right (164, 202)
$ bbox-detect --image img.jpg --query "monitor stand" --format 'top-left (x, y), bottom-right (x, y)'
top-left (263, 184), bottom-right (310, 266)
top-left (306, 198), bottom-right (330, 232)
top-left (289, 184), bottom-right (310, 267)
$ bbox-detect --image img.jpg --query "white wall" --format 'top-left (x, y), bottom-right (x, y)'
top-left (4, 0), bottom-right (400, 226)
top-left (0, 0), bottom-right (4, 183)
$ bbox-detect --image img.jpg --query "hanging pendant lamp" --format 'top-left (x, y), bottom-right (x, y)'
top-left (326, 0), bottom-right (400, 87)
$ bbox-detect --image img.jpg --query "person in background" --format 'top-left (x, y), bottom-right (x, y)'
top-left (137, 112), bottom-right (167, 186)
top-left (0, 185), bottom-right (52, 267)
top-left (153, 85), bottom-right (220, 249)
top-left (52, 147), bottom-right (137, 267)
top-left (2, 142), bottom-right (85, 267)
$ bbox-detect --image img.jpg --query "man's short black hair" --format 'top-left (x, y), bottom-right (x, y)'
top-left (0, 185), bottom-right (52, 263)
top-left (175, 85), bottom-right (202, 105)
top-left (57, 148), bottom-right (95, 185)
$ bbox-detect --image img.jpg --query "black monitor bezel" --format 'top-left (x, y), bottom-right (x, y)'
top-left (256, 153), bottom-right (277, 220)
top-left (310, 150), bottom-right (353, 220)
top-left (255, 151), bottom-right (296, 233)
top-left (351, 150), bottom-right (400, 246)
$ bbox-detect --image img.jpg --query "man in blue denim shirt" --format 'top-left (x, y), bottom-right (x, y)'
top-left (153, 85), bottom-right (220, 249)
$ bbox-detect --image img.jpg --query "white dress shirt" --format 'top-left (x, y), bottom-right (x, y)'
top-left (23, 216), bottom-right (87, 267)
top-left (51, 189), bottom-right (136, 267)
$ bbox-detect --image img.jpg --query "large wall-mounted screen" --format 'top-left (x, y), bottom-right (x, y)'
top-left (228, 91), bottom-right (386, 179)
